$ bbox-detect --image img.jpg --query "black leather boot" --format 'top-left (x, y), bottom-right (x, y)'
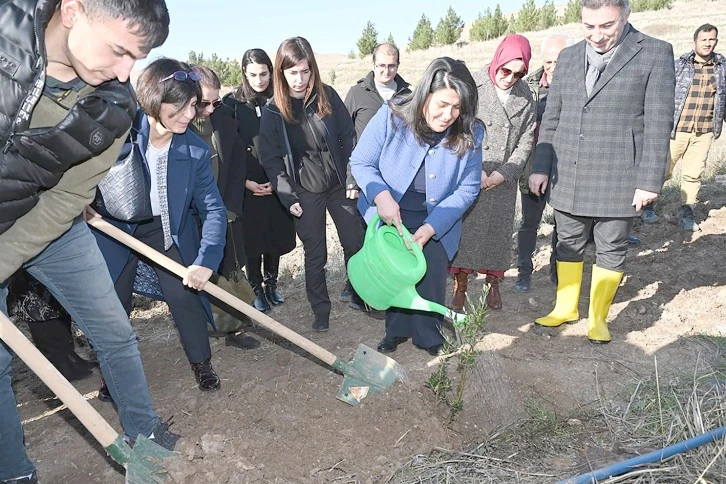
top-left (27, 317), bottom-right (96, 382)
top-left (252, 284), bottom-right (271, 312)
top-left (263, 255), bottom-right (284, 305)
top-left (191, 357), bottom-right (221, 391)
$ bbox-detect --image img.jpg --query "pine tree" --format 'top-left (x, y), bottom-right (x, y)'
top-left (516, 0), bottom-right (540, 32)
top-left (507, 13), bottom-right (518, 34)
top-left (433, 6), bottom-right (465, 46)
top-left (470, 8), bottom-right (494, 42)
top-left (562, 0), bottom-right (581, 24)
top-left (385, 33), bottom-right (396, 46)
top-left (356, 21), bottom-right (378, 58)
top-left (491, 4), bottom-right (509, 38)
top-left (408, 14), bottom-right (434, 51)
top-left (539, 0), bottom-right (559, 29)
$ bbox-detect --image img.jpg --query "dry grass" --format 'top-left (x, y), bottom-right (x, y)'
top-left (389, 342), bottom-right (726, 483)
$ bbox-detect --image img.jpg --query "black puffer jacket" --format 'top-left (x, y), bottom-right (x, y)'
top-left (0, 0), bottom-right (136, 234)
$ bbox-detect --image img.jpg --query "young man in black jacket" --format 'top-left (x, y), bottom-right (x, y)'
top-left (0, 2), bottom-right (172, 482)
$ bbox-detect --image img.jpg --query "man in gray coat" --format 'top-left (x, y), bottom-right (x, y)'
top-left (529, 0), bottom-right (675, 343)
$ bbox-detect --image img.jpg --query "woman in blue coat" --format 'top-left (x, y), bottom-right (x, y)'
top-left (93, 59), bottom-right (227, 391)
top-left (350, 57), bottom-right (483, 356)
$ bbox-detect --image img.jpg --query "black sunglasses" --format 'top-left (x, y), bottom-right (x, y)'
top-left (199, 98), bottom-right (222, 109)
top-left (159, 71), bottom-right (202, 83)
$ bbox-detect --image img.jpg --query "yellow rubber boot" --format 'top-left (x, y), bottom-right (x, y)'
top-left (535, 261), bottom-right (584, 327)
top-left (587, 265), bottom-right (623, 344)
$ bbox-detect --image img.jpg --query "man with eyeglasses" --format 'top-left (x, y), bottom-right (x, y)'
top-left (189, 65), bottom-right (261, 351)
top-left (0, 1), bottom-right (176, 482)
top-left (344, 43), bottom-right (411, 139)
top-left (529, 0), bottom-right (674, 344)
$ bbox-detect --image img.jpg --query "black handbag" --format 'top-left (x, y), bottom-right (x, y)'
top-left (93, 129), bottom-right (153, 223)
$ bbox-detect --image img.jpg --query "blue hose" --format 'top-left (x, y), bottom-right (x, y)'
top-left (558, 425), bottom-right (726, 484)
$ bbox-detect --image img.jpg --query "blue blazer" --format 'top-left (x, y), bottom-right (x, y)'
top-left (93, 112), bottom-right (227, 323)
top-left (350, 104), bottom-right (483, 260)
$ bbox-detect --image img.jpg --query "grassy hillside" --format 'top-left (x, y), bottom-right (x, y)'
top-left (320, 0), bottom-right (726, 99)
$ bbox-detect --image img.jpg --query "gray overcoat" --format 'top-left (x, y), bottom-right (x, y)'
top-left (451, 69), bottom-right (536, 271)
top-left (532, 26), bottom-right (675, 218)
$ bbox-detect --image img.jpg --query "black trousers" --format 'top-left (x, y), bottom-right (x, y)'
top-left (554, 210), bottom-right (632, 272)
top-left (115, 217), bottom-right (211, 364)
top-left (517, 191), bottom-right (557, 276)
top-left (385, 209), bottom-right (447, 349)
top-left (295, 186), bottom-right (363, 315)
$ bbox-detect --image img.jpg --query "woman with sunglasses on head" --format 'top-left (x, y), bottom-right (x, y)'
top-left (218, 49), bottom-right (296, 314)
top-left (259, 37), bottom-right (366, 332)
top-left (92, 58), bottom-right (227, 391)
top-left (350, 57), bottom-right (483, 356)
top-left (449, 34), bottom-right (536, 312)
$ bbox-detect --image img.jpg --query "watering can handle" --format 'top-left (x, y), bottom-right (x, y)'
top-left (368, 212), bottom-right (415, 246)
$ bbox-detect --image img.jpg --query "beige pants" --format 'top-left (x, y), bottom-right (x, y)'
top-left (666, 131), bottom-right (714, 205)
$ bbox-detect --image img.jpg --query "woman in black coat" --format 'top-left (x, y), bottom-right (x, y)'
top-left (258, 37), bottom-right (366, 331)
top-left (218, 49), bottom-right (296, 313)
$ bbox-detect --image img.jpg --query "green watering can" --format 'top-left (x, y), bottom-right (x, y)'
top-left (348, 213), bottom-right (467, 326)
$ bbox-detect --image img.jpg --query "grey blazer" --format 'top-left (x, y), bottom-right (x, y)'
top-left (532, 26), bottom-right (675, 218)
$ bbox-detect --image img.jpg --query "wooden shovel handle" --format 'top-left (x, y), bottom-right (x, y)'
top-left (86, 211), bottom-right (339, 367)
top-left (0, 312), bottom-right (118, 447)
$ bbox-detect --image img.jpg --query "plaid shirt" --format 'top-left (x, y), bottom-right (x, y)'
top-left (677, 57), bottom-right (717, 134)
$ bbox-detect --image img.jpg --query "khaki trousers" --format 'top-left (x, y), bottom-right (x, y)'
top-left (666, 131), bottom-right (714, 205)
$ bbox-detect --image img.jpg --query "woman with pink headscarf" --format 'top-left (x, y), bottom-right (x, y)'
top-left (449, 34), bottom-right (536, 311)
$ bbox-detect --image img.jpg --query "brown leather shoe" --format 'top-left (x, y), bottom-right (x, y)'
top-left (485, 275), bottom-right (502, 310)
top-left (449, 272), bottom-right (468, 311)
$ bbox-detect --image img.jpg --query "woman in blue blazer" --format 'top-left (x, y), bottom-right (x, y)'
top-left (93, 59), bottom-right (227, 391)
top-left (350, 57), bottom-right (483, 356)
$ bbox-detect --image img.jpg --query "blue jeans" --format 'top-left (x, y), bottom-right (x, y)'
top-left (0, 220), bottom-right (160, 480)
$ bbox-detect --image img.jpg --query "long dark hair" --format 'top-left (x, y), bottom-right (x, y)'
top-left (390, 57), bottom-right (480, 156)
top-left (235, 48), bottom-right (274, 104)
top-left (272, 37), bottom-right (331, 124)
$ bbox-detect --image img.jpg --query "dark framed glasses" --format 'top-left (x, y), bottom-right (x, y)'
top-left (159, 71), bottom-right (202, 83)
top-left (375, 63), bottom-right (399, 70)
top-left (199, 98), bottom-right (222, 109)
top-left (498, 66), bottom-right (526, 80)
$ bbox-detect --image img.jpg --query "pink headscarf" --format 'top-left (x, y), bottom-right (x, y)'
top-left (488, 34), bottom-right (532, 85)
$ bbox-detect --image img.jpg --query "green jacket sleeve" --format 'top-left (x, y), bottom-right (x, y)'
top-left (0, 134), bottom-right (127, 282)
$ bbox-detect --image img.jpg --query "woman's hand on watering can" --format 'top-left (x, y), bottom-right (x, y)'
top-left (374, 190), bottom-right (403, 234)
top-left (289, 203), bottom-right (303, 218)
top-left (411, 223), bottom-right (436, 250)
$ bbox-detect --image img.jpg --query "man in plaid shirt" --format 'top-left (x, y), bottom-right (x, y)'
top-left (642, 24), bottom-right (726, 230)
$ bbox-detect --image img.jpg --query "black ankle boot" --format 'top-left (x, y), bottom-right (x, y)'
top-left (252, 284), bottom-right (271, 312)
top-left (27, 317), bottom-right (95, 382)
top-left (191, 357), bottom-right (221, 391)
top-left (263, 256), bottom-right (284, 305)
top-left (377, 336), bottom-right (408, 353)
top-left (263, 281), bottom-right (284, 306)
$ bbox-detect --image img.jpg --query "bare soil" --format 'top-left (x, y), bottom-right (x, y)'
top-left (11, 182), bottom-right (726, 483)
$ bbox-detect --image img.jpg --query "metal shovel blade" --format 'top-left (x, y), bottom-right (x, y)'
top-left (103, 435), bottom-right (176, 483)
top-left (333, 344), bottom-right (408, 405)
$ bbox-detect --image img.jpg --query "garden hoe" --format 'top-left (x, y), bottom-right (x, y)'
top-left (0, 312), bottom-right (178, 483)
top-left (87, 212), bottom-right (407, 405)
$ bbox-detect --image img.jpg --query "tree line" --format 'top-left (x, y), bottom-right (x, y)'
top-left (356, 0), bottom-right (674, 55)
top-left (187, 0), bottom-right (675, 86)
